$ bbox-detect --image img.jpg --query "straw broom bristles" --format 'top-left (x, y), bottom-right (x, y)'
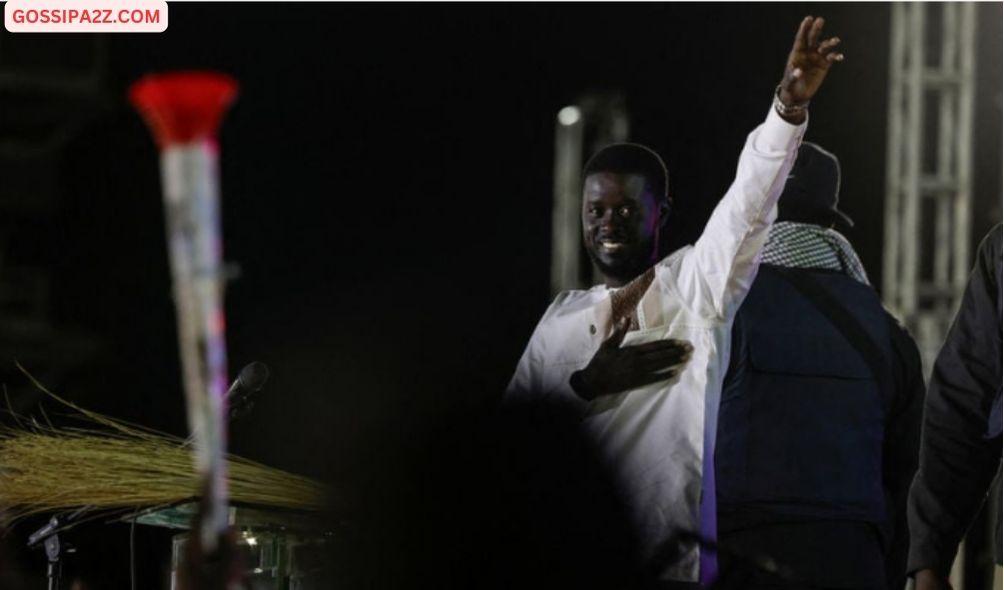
top-left (0, 365), bottom-right (328, 524)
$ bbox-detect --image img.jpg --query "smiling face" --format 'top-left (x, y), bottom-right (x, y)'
top-left (582, 172), bottom-right (666, 287)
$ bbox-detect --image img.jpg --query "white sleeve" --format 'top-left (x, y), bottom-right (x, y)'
top-left (504, 301), bottom-right (557, 402)
top-left (669, 107), bottom-right (806, 320)
top-left (505, 332), bottom-right (541, 401)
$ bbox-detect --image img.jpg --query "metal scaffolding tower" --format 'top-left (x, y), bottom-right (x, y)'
top-left (884, 5), bottom-right (987, 589)
top-left (883, 2), bottom-right (977, 372)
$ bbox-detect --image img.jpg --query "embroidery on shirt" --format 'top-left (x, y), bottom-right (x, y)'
top-left (610, 267), bottom-right (656, 331)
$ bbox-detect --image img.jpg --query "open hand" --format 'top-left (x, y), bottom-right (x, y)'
top-left (779, 16), bottom-right (844, 116)
top-left (570, 318), bottom-right (693, 401)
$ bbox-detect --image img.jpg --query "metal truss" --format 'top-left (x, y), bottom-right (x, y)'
top-left (883, 2), bottom-right (977, 372)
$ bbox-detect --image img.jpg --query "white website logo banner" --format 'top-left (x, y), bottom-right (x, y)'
top-left (5, 0), bottom-right (168, 33)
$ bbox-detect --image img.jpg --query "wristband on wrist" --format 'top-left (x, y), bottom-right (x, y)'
top-left (773, 84), bottom-right (809, 118)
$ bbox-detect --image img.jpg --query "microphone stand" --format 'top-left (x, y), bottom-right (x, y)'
top-left (28, 507), bottom-right (86, 590)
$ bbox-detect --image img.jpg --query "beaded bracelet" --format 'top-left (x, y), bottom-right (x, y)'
top-left (773, 84), bottom-right (809, 118)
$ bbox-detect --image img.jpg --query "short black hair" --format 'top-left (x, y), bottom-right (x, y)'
top-left (582, 143), bottom-right (670, 205)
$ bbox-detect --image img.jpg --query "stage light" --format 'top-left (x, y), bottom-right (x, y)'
top-left (557, 106), bottom-right (581, 126)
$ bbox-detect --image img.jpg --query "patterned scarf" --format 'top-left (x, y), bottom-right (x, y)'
top-left (761, 221), bottom-right (870, 285)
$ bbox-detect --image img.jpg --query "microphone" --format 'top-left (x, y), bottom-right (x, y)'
top-left (182, 362), bottom-right (270, 447)
top-left (27, 506), bottom-right (88, 548)
top-left (226, 361), bottom-right (269, 420)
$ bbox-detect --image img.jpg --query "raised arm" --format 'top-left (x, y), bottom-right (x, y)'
top-left (778, 16), bottom-right (845, 126)
top-left (671, 16), bottom-right (844, 320)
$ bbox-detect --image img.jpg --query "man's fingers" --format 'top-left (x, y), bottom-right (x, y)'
top-left (629, 368), bottom-right (681, 390)
top-left (636, 344), bottom-right (691, 362)
top-left (637, 349), bottom-right (690, 364)
top-left (641, 343), bottom-right (691, 361)
top-left (807, 16), bottom-right (825, 48)
top-left (817, 36), bottom-right (841, 54)
top-left (638, 354), bottom-right (689, 373)
top-left (630, 339), bottom-right (693, 355)
top-left (826, 52), bottom-right (845, 63)
top-left (603, 317), bottom-right (631, 349)
top-left (792, 15), bottom-right (813, 51)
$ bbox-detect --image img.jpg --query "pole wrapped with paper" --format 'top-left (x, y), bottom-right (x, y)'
top-left (129, 71), bottom-right (238, 551)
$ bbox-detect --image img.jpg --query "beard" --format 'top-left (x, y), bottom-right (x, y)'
top-left (587, 247), bottom-right (652, 286)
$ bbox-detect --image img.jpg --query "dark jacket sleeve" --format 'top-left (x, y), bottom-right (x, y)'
top-left (906, 225), bottom-right (1003, 575)
top-left (883, 317), bottom-right (924, 588)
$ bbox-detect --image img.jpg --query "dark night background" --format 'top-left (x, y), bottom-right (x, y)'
top-left (0, 3), bottom-right (1001, 588)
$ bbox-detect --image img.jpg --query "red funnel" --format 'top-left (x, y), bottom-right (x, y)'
top-left (129, 71), bottom-right (238, 149)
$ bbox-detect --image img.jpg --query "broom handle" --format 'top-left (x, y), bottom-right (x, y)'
top-left (129, 71), bottom-right (238, 554)
top-left (161, 142), bottom-right (230, 552)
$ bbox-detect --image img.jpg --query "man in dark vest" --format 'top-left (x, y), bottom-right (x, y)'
top-left (714, 142), bottom-right (925, 590)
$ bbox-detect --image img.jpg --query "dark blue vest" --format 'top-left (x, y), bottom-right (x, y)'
top-left (716, 265), bottom-right (893, 526)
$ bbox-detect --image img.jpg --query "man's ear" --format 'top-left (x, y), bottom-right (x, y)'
top-left (659, 200), bottom-right (672, 227)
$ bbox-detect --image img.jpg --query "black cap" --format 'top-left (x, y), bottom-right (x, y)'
top-left (777, 142), bottom-right (854, 229)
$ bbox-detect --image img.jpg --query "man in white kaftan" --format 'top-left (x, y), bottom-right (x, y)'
top-left (506, 16), bottom-right (845, 585)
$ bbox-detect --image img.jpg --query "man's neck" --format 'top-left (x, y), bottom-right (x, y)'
top-left (598, 249), bottom-right (662, 288)
top-left (602, 269), bottom-right (644, 289)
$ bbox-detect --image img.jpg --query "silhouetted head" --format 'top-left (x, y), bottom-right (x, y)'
top-left (777, 142), bottom-right (854, 230)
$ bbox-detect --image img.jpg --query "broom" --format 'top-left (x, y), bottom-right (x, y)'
top-left (0, 365), bottom-right (328, 526)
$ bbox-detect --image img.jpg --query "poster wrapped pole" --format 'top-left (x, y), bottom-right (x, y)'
top-left (129, 72), bottom-right (238, 551)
